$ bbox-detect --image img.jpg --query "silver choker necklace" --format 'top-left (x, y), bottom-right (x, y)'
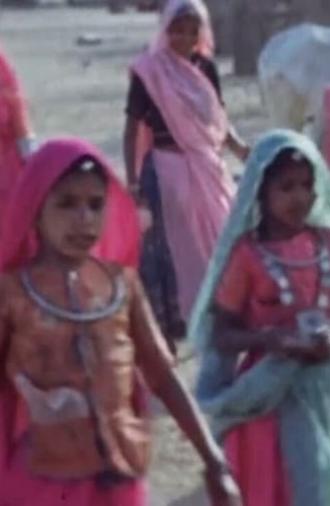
top-left (20, 259), bottom-right (126, 323)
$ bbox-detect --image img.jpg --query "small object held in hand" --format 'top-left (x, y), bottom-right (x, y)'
top-left (297, 309), bottom-right (329, 343)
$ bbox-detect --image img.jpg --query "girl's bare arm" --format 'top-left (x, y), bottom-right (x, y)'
top-left (128, 269), bottom-right (242, 506)
top-left (215, 305), bottom-right (330, 361)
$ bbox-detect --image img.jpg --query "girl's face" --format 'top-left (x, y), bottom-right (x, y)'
top-left (167, 15), bottom-right (200, 58)
top-left (260, 158), bottom-right (315, 238)
top-left (38, 170), bottom-right (107, 263)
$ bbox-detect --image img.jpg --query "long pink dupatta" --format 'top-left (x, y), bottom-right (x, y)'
top-left (132, 0), bottom-right (234, 318)
top-left (0, 138), bottom-right (146, 505)
top-left (0, 48), bottom-right (34, 239)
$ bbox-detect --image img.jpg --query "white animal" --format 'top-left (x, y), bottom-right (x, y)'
top-left (258, 23), bottom-right (330, 146)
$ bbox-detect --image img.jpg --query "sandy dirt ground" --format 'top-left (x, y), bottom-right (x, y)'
top-left (0, 6), bottom-right (270, 505)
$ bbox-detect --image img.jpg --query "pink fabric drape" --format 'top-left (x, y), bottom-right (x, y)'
top-left (0, 48), bottom-right (33, 221)
top-left (153, 148), bottom-right (233, 318)
top-left (0, 138), bottom-right (144, 506)
top-left (0, 137), bottom-right (140, 271)
top-left (132, 46), bottom-right (234, 318)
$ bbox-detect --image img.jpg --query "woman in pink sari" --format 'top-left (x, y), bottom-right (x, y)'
top-left (0, 47), bottom-right (34, 222)
top-left (123, 0), bottom-right (249, 352)
top-left (0, 137), bottom-right (241, 506)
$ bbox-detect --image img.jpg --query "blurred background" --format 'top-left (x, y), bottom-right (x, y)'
top-left (4, 0), bottom-right (330, 76)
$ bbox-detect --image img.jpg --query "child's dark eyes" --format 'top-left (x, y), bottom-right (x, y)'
top-left (57, 196), bottom-right (76, 209)
top-left (56, 196), bottom-right (105, 211)
top-left (279, 180), bottom-right (314, 193)
top-left (280, 182), bottom-right (297, 193)
top-left (88, 197), bottom-right (105, 212)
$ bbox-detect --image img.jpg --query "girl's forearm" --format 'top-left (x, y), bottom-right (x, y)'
top-left (214, 307), bottom-right (284, 353)
top-left (218, 327), bottom-right (278, 352)
top-left (155, 368), bottom-right (228, 470)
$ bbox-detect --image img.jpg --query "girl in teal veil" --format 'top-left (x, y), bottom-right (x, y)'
top-left (190, 129), bottom-right (330, 506)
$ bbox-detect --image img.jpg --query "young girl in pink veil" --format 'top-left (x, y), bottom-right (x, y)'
top-left (0, 47), bottom-right (34, 225)
top-left (124, 0), bottom-right (249, 353)
top-left (0, 137), bottom-right (241, 506)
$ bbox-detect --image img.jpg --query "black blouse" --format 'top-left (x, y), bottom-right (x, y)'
top-left (126, 53), bottom-right (223, 147)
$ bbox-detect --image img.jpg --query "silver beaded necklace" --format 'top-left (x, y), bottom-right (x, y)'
top-left (257, 235), bottom-right (330, 309)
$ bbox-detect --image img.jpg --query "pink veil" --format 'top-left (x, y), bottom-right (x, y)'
top-left (0, 137), bottom-right (140, 271)
top-left (132, 0), bottom-right (221, 177)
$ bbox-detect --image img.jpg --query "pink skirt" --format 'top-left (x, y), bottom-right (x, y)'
top-left (226, 414), bottom-right (291, 506)
top-left (1, 442), bottom-right (147, 506)
top-left (154, 148), bottom-right (234, 320)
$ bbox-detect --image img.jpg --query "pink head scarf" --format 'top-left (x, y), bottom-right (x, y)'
top-left (151, 0), bottom-right (214, 58)
top-left (0, 137), bottom-right (140, 271)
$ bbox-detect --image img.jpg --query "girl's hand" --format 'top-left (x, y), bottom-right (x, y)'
top-left (279, 333), bottom-right (330, 363)
top-left (127, 184), bottom-right (153, 233)
top-left (237, 143), bottom-right (250, 162)
top-left (302, 331), bottom-right (330, 363)
top-left (137, 204), bottom-right (153, 233)
top-left (204, 466), bottom-right (242, 506)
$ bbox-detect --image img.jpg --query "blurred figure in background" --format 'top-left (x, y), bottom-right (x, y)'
top-left (123, 0), bottom-right (249, 354)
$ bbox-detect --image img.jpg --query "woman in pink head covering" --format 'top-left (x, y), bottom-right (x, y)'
top-left (124, 0), bottom-right (249, 353)
top-left (0, 48), bottom-right (34, 226)
top-left (0, 137), bottom-right (241, 506)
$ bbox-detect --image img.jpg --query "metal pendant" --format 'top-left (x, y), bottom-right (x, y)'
top-left (280, 290), bottom-right (295, 306)
top-left (317, 293), bottom-right (330, 310)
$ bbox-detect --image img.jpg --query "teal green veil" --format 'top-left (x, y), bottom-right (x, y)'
top-left (188, 129), bottom-right (330, 351)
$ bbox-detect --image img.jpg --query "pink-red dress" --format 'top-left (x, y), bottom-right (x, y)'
top-left (0, 265), bottom-right (158, 506)
top-left (216, 228), bottom-right (324, 506)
